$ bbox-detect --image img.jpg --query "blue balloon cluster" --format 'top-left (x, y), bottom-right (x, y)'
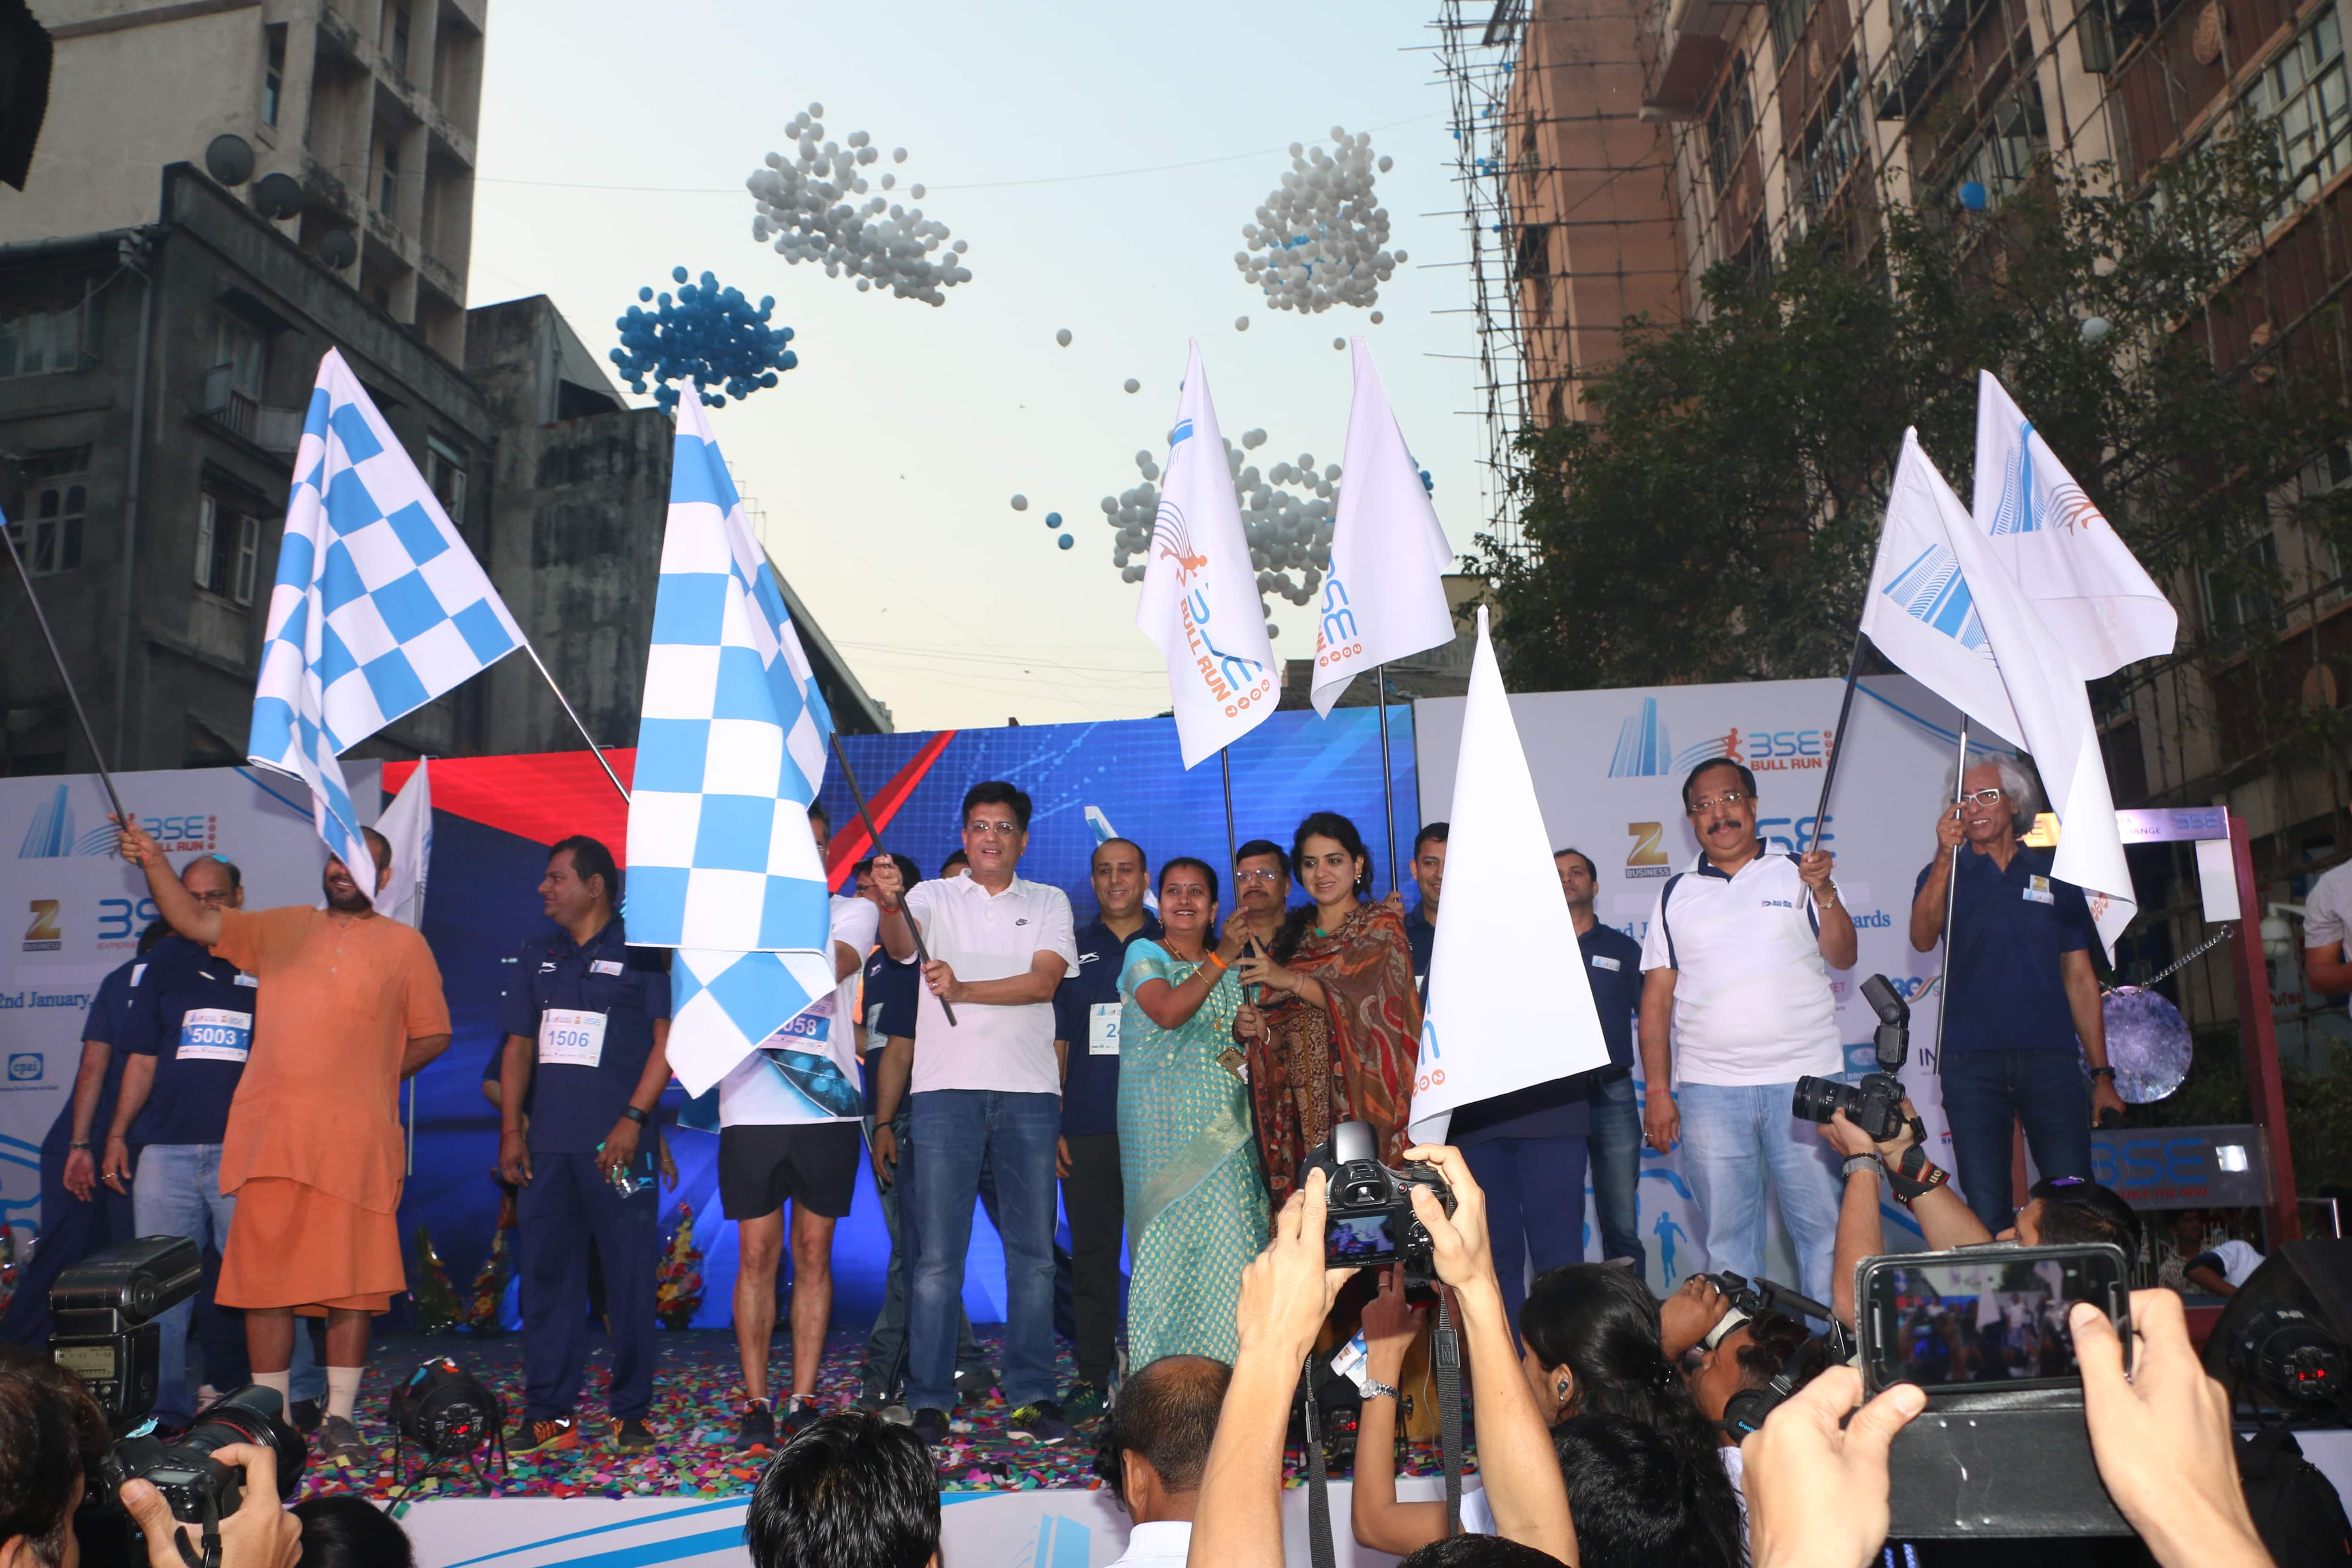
top-left (612, 267), bottom-right (798, 410)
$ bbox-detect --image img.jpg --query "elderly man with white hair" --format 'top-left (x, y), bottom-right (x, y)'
top-left (1909, 755), bottom-right (2125, 1232)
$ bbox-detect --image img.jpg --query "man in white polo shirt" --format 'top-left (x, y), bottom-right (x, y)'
top-left (876, 780), bottom-right (1078, 1449)
top-left (1638, 756), bottom-right (1856, 1307)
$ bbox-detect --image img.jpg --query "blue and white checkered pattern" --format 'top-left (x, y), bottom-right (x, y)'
top-left (626, 389), bottom-right (838, 1095)
top-left (247, 350), bottom-right (521, 872)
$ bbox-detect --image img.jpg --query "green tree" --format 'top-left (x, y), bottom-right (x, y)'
top-left (1483, 128), bottom-right (2352, 715)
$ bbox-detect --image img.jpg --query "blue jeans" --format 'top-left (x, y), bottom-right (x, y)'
top-left (1587, 1070), bottom-right (1645, 1269)
top-left (859, 1108), bottom-right (984, 1395)
top-left (1939, 1050), bottom-right (2092, 1234)
top-left (1461, 1136), bottom-right (1588, 1340)
top-left (906, 1090), bottom-right (1060, 1412)
top-left (1675, 1081), bottom-right (1844, 1309)
top-left (134, 1144), bottom-right (320, 1424)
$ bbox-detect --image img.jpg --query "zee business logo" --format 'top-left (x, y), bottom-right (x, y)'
top-left (22, 900), bottom-right (61, 953)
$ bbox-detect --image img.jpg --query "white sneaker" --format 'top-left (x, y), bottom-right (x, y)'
top-left (882, 1402), bottom-right (912, 1426)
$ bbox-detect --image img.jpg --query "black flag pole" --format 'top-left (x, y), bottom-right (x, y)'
top-left (1810, 628), bottom-right (1870, 834)
top-left (1375, 665), bottom-right (1400, 897)
top-left (829, 732), bottom-right (955, 1027)
top-left (2, 509), bottom-right (129, 828)
top-left (1219, 748), bottom-right (1239, 874)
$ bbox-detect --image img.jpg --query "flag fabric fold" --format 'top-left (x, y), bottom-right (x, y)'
top-left (1311, 338), bottom-right (1456, 716)
top-left (1971, 371), bottom-right (2177, 678)
top-left (372, 759), bottom-right (432, 926)
top-left (1407, 607), bottom-right (1613, 1145)
top-left (1136, 339), bottom-right (1279, 769)
top-left (626, 388), bottom-right (837, 1095)
top-left (248, 349), bottom-right (523, 874)
top-left (1862, 429), bottom-right (2138, 955)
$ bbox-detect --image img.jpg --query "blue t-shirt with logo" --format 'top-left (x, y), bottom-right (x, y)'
top-left (119, 934), bottom-right (256, 1146)
top-left (1915, 843), bottom-right (2099, 1054)
top-left (1053, 915), bottom-right (1161, 1138)
top-left (860, 947), bottom-right (921, 1117)
top-left (495, 918), bottom-right (672, 1153)
top-left (40, 956), bottom-right (142, 1160)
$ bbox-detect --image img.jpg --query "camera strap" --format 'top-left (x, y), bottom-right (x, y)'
top-left (173, 1490), bottom-right (222, 1568)
top-left (1301, 1353), bottom-right (1336, 1568)
top-left (1436, 1293), bottom-right (1463, 1538)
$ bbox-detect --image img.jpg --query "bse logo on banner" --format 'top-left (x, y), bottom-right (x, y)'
top-left (1606, 698), bottom-right (1834, 780)
top-left (22, 901), bottom-right (61, 953)
top-left (15, 784), bottom-right (119, 859)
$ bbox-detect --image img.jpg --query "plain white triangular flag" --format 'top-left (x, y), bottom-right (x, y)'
top-left (371, 760), bottom-right (431, 926)
top-left (1312, 339), bottom-right (1456, 716)
top-left (1864, 430), bottom-right (2137, 955)
top-left (1408, 607), bottom-right (1611, 1144)
top-left (1972, 371), bottom-right (2177, 678)
top-left (1136, 340), bottom-right (1279, 769)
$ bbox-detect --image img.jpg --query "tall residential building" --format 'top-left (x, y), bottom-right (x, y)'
top-left (1450, 0), bottom-right (2352, 1057)
top-left (19, 0), bottom-right (482, 359)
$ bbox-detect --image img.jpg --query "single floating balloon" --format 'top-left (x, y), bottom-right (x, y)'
top-left (1369, 311), bottom-right (1383, 324)
top-left (1057, 533), bottom-right (1073, 549)
top-left (1123, 378), bottom-right (1140, 393)
top-left (1235, 316), bottom-right (1250, 331)
top-left (1045, 511), bottom-right (1062, 528)
top-left (1959, 180), bottom-right (1989, 211)
top-left (2081, 315), bottom-right (2113, 343)
top-left (1056, 328), bottom-right (1073, 347)
top-left (1010, 494), bottom-right (1028, 511)
top-left (611, 266), bottom-right (797, 410)
top-left (1332, 337), bottom-right (1344, 350)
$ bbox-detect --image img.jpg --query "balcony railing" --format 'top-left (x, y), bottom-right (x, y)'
top-left (202, 366), bottom-right (303, 454)
top-left (1873, 0), bottom-right (1984, 119)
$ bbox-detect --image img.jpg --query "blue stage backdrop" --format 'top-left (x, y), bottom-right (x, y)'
top-left (388, 706), bottom-right (1416, 1330)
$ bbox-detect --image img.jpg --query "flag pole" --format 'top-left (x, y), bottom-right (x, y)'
top-left (1375, 665), bottom-right (1400, 896)
top-left (1219, 748), bottom-right (1240, 874)
top-left (2, 510), bottom-right (129, 828)
top-left (1810, 628), bottom-right (1869, 833)
top-left (828, 732), bottom-right (955, 1027)
top-left (521, 642), bottom-right (629, 805)
top-left (1931, 716), bottom-right (1969, 1051)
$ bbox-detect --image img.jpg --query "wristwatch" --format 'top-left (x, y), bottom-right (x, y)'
top-left (2088, 1066), bottom-right (2117, 1080)
top-left (620, 1105), bottom-right (651, 1126)
top-left (1361, 1378), bottom-right (1401, 1403)
top-left (1843, 1154), bottom-right (1882, 1181)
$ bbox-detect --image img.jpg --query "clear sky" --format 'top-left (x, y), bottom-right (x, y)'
top-left (468, 0), bottom-right (1486, 731)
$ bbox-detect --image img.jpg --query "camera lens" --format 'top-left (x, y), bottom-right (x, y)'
top-left (1790, 1075), bottom-right (1856, 1126)
top-left (173, 1386), bottom-right (305, 1499)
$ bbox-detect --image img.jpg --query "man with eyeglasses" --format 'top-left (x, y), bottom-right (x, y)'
top-left (1229, 840), bottom-right (1292, 955)
top-left (876, 781), bottom-right (1079, 1449)
top-left (1910, 757), bottom-right (2121, 1232)
top-left (101, 853), bottom-right (323, 1433)
top-left (1639, 757), bottom-right (1855, 1308)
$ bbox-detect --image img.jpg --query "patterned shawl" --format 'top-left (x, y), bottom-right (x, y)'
top-left (1240, 899), bottom-right (1423, 1206)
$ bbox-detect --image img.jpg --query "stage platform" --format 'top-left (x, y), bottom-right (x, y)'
top-left (303, 1327), bottom-right (1473, 1502)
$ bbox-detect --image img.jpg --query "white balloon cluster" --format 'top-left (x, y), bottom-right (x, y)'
top-left (1236, 127), bottom-right (1405, 315)
top-left (1100, 426), bottom-right (1336, 631)
top-left (746, 104), bottom-right (972, 306)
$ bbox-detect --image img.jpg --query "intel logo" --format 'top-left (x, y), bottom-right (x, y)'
top-left (7, 1054), bottom-right (40, 1082)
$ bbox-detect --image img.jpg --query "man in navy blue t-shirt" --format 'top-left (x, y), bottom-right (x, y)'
top-left (1558, 847), bottom-right (1646, 1271)
top-left (0, 923), bottom-right (164, 1348)
top-left (496, 836), bottom-right (672, 1454)
top-left (1911, 759), bottom-right (2125, 1231)
top-left (1050, 838), bottom-right (1159, 1425)
top-left (1402, 823), bottom-right (1447, 1002)
top-left (104, 854), bottom-right (320, 1428)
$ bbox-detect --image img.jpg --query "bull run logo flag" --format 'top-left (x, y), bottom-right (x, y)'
top-left (1311, 339), bottom-right (1455, 716)
top-left (1971, 371), bottom-right (2178, 678)
top-left (1138, 340), bottom-right (1278, 769)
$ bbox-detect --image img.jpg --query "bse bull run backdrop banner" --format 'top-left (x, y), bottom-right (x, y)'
top-left (1414, 674), bottom-right (1980, 1293)
top-left (390, 706), bottom-right (1415, 1329)
top-left (0, 764), bottom-right (378, 1250)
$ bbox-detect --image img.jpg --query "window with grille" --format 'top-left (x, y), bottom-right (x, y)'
top-left (2250, 10), bottom-right (2351, 215)
top-left (425, 434), bottom-right (467, 522)
top-left (193, 495), bottom-right (261, 605)
top-left (0, 280), bottom-right (100, 379)
top-left (6, 448), bottom-right (89, 576)
top-left (1707, 58), bottom-right (1756, 195)
top-left (1770, 0), bottom-right (1821, 65)
top-left (209, 311), bottom-right (265, 399)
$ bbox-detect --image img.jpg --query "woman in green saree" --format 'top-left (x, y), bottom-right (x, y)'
top-left (1118, 856), bottom-right (1269, 1367)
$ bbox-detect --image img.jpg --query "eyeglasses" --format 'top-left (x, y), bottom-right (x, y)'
top-left (1686, 790), bottom-right (1749, 814)
top-left (1235, 868), bottom-right (1285, 883)
top-left (189, 889), bottom-right (235, 907)
top-left (1959, 787), bottom-right (2007, 807)
top-left (964, 820), bottom-right (1022, 839)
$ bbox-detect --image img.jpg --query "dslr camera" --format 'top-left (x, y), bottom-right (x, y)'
top-left (1298, 1121), bottom-right (1454, 1283)
top-left (1792, 972), bottom-right (1911, 1142)
top-left (51, 1239), bottom-right (303, 1525)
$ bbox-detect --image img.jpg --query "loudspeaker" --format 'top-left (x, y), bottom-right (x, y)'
top-left (2204, 1240), bottom-right (2352, 1418)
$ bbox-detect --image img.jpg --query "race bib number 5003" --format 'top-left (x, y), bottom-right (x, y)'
top-left (176, 1008), bottom-right (252, 1063)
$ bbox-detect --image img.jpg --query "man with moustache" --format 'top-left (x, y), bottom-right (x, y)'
top-left (116, 815), bottom-right (450, 1459)
top-left (1637, 759), bottom-right (1855, 1307)
top-left (1229, 840), bottom-right (1292, 956)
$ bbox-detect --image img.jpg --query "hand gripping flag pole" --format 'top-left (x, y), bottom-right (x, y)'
top-left (828, 732), bottom-right (955, 1027)
top-left (1, 505), bottom-right (129, 828)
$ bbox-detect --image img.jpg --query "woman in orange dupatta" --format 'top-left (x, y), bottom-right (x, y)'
top-left (1234, 811), bottom-right (1422, 1204)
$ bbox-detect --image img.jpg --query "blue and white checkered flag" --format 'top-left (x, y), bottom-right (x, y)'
top-left (627, 388), bottom-right (838, 1095)
top-left (249, 350), bottom-right (522, 874)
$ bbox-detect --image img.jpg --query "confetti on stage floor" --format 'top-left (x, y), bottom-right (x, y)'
top-left (299, 1327), bottom-right (1477, 1500)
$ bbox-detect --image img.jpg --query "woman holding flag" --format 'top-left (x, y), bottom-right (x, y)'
top-left (1235, 812), bottom-right (1422, 1201)
top-left (1116, 858), bottom-right (1268, 1364)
